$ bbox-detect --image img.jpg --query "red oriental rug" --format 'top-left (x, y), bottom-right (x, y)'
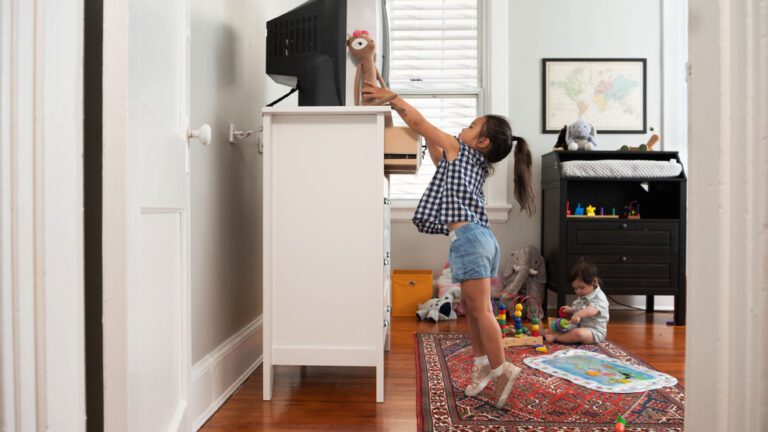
top-left (415, 332), bottom-right (685, 431)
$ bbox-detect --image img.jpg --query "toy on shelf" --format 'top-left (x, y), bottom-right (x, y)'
top-left (623, 200), bottom-right (641, 219)
top-left (566, 200), bottom-right (571, 216)
top-left (574, 203), bottom-right (585, 216)
top-left (565, 120), bottom-right (598, 151)
top-left (586, 205), bottom-right (596, 217)
top-left (620, 133), bottom-right (660, 152)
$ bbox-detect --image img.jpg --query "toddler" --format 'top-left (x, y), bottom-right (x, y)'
top-left (546, 261), bottom-right (609, 344)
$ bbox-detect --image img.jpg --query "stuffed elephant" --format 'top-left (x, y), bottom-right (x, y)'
top-left (498, 245), bottom-right (546, 319)
top-left (566, 120), bottom-right (597, 150)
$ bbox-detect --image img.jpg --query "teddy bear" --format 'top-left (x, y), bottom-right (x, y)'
top-left (416, 294), bottom-right (457, 322)
top-left (565, 120), bottom-right (598, 150)
top-left (346, 30), bottom-right (392, 106)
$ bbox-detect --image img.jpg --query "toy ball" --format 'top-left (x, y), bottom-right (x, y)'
top-left (514, 311), bottom-right (522, 318)
top-left (614, 415), bottom-right (627, 432)
top-left (515, 304), bottom-right (523, 311)
top-left (558, 306), bottom-right (569, 318)
top-left (532, 324), bottom-right (539, 331)
top-left (498, 303), bottom-right (506, 311)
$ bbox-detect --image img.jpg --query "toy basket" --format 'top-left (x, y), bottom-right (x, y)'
top-left (392, 270), bottom-right (433, 317)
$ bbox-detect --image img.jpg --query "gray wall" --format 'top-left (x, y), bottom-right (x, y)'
top-left (391, 0), bottom-right (678, 310)
top-left (190, 0), bottom-right (302, 363)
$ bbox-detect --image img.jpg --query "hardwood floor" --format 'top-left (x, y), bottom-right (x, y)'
top-left (199, 310), bottom-right (685, 431)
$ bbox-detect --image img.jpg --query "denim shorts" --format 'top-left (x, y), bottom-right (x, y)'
top-left (448, 223), bottom-right (500, 283)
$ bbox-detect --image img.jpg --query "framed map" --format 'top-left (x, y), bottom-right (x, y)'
top-left (542, 58), bottom-right (646, 134)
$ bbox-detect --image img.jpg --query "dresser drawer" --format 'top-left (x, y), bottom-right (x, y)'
top-left (567, 254), bottom-right (679, 294)
top-left (567, 221), bottom-right (679, 255)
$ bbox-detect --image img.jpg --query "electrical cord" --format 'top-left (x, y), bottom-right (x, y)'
top-left (606, 294), bottom-right (648, 312)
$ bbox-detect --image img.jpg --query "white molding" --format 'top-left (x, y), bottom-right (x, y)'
top-left (1, 0), bottom-right (85, 429)
top-left (481, 0), bottom-right (510, 208)
top-left (190, 317), bottom-right (263, 431)
top-left (660, 0), bottom-right (689, 167)
top-left (390, 201), bottom-right (511, 223)
top-left (687, 0), bottom-right (768, 429)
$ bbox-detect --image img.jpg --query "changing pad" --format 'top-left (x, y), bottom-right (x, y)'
top-left (560, 159), bottom-right (683, 178)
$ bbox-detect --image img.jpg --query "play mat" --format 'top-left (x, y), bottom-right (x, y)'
top-left (523, 348), bottom-right (678, 393)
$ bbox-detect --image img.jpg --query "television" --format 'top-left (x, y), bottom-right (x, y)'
top-left (266, 0), bottom-right (347, 106)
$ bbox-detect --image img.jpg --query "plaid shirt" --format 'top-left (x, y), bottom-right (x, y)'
top-left (413, 139), bottom-right (490, 235)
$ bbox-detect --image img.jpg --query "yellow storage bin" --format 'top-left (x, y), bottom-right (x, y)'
top-left (392, 269), bottom-right (433, 317)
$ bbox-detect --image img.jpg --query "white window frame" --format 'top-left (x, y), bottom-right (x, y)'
top-left (391, 0), bottom-right (512, 222)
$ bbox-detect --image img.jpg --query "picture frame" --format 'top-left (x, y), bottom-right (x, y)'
top-left (542, 58), bottom-right (647, 134)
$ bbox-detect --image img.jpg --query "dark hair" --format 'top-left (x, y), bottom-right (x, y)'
top-left (570, 261), bottom-right (600, 287)
top-left (479, 115), bottom-right (535, 216)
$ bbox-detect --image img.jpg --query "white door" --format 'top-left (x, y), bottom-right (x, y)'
top-left (103, 0), bottom-right (192, 431)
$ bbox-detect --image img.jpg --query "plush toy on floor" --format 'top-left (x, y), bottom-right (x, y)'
top-left (416, 295), bottom-right (456, 322)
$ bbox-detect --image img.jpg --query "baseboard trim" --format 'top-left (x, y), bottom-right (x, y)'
top-left (190, 316), bottom-right (263, 431)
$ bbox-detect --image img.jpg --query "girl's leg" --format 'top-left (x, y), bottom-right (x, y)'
top-left (461, 296), bottom-right (486, 358)
top-left (547, 328), bottom-right (595, 344)
top-left (460, 278), bottom-right (504, 369)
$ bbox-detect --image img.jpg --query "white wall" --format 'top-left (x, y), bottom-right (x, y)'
top-left (188, 0), bottom-right (302, 428)
top-left (391, 0), bottom-right (684, 311)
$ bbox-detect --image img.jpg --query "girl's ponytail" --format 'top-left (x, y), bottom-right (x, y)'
top-left (512, 135), bottom-right (535, 216)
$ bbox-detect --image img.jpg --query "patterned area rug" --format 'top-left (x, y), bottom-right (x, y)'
top-left (415, 333), bottom-right (685, 431)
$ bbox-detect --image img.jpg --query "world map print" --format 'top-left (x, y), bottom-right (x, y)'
top-left (544, 60), bottom-right (645, 133)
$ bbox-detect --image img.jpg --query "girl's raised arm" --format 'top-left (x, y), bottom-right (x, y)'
top-left (362, 82), bottom-right (459, 159)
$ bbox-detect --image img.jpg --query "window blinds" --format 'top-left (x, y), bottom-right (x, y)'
top-left (388, 0), bottom-right (479, 92)
top-left (387, 0), bottom-right (480, 200)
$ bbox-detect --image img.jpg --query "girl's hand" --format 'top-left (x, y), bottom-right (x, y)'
top-left (361, 81), bottom-right (398, 105)
top-left (570, 315), bottom-right (581, 325)
top-left (562, 306), bottom-right (574, 316)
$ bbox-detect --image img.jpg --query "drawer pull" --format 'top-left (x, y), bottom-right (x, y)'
top-left (384, 320), bottom-right (389, 328)
top-left (621, 256), bottom-right (628, 262)
top-left (621, 223), bottom-right (628, 229)
top-left (386, 305), bottom-right (391, 313)
top-left (384, 258), bottom-right (390, 266)
top-left (408, 280), bottom-right (416, 287)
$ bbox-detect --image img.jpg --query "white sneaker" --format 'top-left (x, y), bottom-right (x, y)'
top-left (464, 363), bottom-right (491, 397)
top-left (492, 362), bottom-right (522, 408)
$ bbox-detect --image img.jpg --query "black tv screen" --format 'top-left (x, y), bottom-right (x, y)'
top-left (266, 0), bottom-right (347, 106)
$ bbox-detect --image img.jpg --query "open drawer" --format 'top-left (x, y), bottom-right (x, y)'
top-left (384, 126), bottom-right (421, 175)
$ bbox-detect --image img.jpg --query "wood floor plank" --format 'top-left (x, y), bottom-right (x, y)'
top-left (200, 310), bottom-right (685, 431)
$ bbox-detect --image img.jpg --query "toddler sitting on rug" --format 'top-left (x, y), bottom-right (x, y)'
top-left (546, 261), bottom-right (609, 344)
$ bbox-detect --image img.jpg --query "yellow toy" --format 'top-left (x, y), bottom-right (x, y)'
top-left (586, 205), bottom-right (596, 216)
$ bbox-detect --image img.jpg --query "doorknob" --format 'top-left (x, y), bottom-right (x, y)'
top-left (188, 124), bottom-right (212, 145)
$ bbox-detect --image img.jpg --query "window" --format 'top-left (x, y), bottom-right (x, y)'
top-left (387, 0), bottom-right (480, 200)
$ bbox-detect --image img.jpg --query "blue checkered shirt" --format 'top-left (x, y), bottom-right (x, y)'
top-left (413, 140), bottom-right (490, 235)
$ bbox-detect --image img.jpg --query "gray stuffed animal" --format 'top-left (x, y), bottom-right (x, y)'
top-left (566, 120), bottom-right (598, 150)
top-left (498, 245), bottom-right (546, 319)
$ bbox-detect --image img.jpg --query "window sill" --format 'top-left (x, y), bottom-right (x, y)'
top-left (390, 201), bottom-right (513, 223)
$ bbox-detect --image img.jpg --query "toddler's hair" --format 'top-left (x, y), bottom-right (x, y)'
top-left (570, 260), bottom-right (599, 287)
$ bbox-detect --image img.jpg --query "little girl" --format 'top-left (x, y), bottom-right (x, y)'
top-left (363, 82), bottom-right (535, 408)
top-left (546, 261), bottom-right (610, 344)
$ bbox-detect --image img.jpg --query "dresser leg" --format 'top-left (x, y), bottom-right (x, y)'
top-left (376, 363), bottom-right (384, 402)
top-left (263, 362), bottom-right (273, 401)
top-left (646, 295), bottom-right (655, 313)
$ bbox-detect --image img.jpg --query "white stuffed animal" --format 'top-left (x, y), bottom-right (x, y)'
top-left (416, 295), bottom-right (457, 322)
top-left (566, 120), bottom-right (598, 150)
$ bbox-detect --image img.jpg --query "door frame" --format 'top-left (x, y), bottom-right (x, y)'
top-left (0, 0), bottom-right (86, 430)
top-left (101, 0), bottom-right (193, 430)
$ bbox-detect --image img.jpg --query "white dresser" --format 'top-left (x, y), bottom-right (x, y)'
top-left (262, 106), bottom-right (392, 402)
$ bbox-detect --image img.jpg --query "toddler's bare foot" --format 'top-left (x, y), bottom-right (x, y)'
top-left (545, 333), bottom-right (557, 343)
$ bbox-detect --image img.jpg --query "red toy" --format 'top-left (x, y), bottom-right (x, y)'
top-left (615, 415), bottom-right (627, 432)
